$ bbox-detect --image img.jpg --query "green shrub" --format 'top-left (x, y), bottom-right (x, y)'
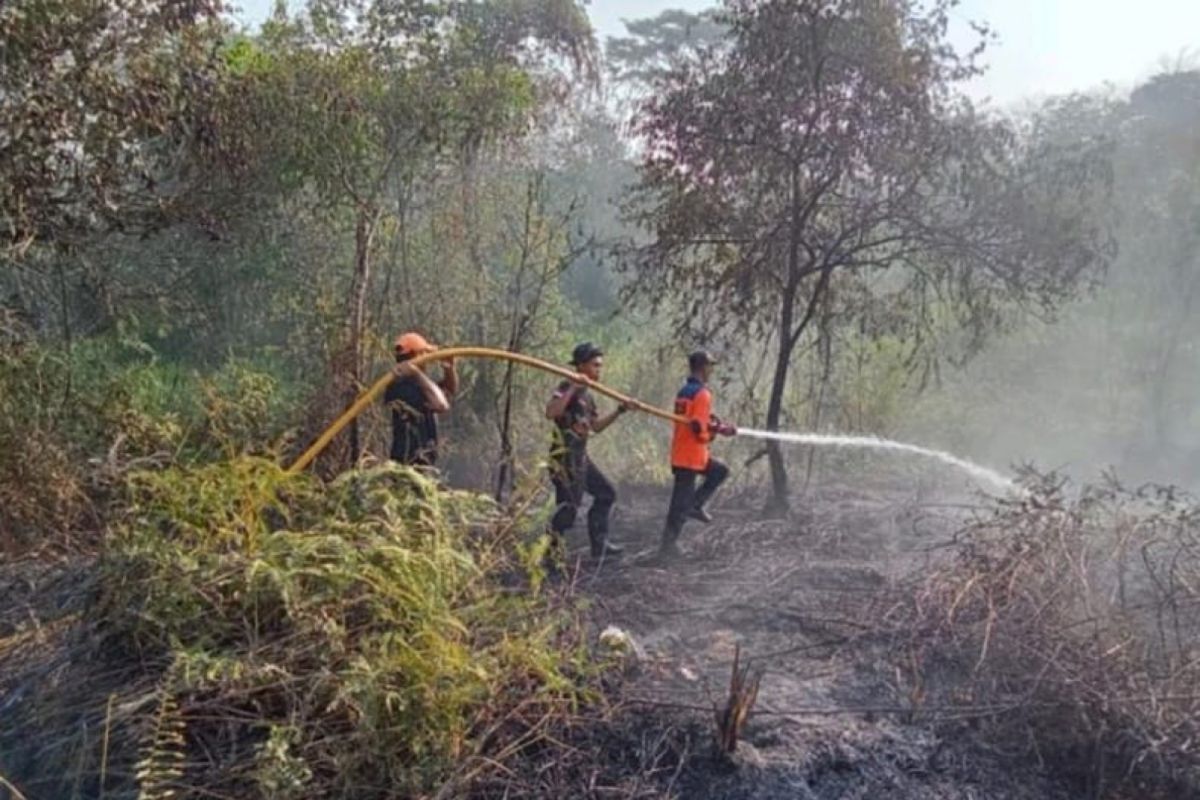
top-left (0, 334), bottom-right (305, 551)
top-left (88, 459), bottom-right (590, 798)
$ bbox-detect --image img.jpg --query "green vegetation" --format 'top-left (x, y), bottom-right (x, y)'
top-left (5, 460), bottom-right (589, 798)
top-left (4, 0), bottom-right (1200, 797)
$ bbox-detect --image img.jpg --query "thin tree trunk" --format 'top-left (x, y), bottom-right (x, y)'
top-left (764, 165), bottom-right (806, 515)
top-left (494, 179), bottom-right (542, 502)
top-left (495, 347), bottom-right (519, 502)
top-left (801, 295), bottom-right (834, 495)
top-left (764, 279), bottom-right (797, 515)
top-left (399, 184), bottom-right (415, 322)
top-left (765, 268), bottom-right (836, 514)
top-left (345, 207), bottom-right (379, 464)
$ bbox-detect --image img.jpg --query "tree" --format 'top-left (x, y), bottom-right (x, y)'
top-left (0, 0), bottom-right (224, 255)
top-left (605, 7), bottom-right (726, 90)
top-left (545, 110), bottom-right (636, 311)
top-left (491, 172), bottom-right (583, 502)
top-left (196, 0), bottom-right (595, 465)
top-left (622, 0), bottom-right (1112, 512)
top-left (1121, 72), bottom-right (1200, 454)
top-left (207, 24), bottom-right (447, 460)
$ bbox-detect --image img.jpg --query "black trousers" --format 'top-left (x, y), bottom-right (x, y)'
top-left (663, 458), bottom-right (729, 545)
top-left (549, 435), bottom-right (616, 549)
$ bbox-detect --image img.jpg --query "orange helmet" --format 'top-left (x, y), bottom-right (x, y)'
top-left (394, 331), bottom-right (437, 357)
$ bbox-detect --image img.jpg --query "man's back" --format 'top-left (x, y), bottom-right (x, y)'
top-left (671, 377), bottom-right (712, 471)
top-left (385, 376), bottom-right (437, 466)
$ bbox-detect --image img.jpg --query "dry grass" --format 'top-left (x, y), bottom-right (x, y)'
top-left (890, 472), bottom-right (1200, 798)
top-left (714, 645), bottom-right (763, 755)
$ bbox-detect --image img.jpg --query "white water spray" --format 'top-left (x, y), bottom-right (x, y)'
top-left (737, 428), bottom-right (1021, 495)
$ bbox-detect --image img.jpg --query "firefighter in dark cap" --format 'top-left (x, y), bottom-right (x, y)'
top-left (545, 342), bottom-right (633, 559)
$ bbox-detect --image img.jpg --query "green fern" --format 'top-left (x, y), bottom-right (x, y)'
top-left (134, 687), bottom-right (186, 800)
top-left (89, 459), bottom-right (595, 797)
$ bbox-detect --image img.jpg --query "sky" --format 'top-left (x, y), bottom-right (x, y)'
top-left (231, 0), bottom-right (1200, 107)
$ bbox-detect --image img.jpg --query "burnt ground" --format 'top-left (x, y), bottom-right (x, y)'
top-left (0, 472), bottom-right (1086, 800)
top-left (545, 475), bottom-right (1081, 800)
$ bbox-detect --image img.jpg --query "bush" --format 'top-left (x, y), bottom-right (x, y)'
top-left (0, 344), bottom-right (93, 551)
top-left (0, 334), bottom-right (304, 552)
top-left (896, 474), bottom-right (1200, 798)
top-left (8, 459), bottom-right (591, 799)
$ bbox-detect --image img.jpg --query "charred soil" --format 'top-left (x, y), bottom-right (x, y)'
top-left (505, 475), bottom-right (1082, 800)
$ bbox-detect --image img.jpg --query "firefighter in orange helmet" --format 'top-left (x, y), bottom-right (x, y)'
top-left (385, 332), bottom-right (458, 468)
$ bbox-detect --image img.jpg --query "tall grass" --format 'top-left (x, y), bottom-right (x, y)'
top-left (0, 335), bottom-right (302, 552)
top-left (3, 458), bottom-right (592, 799)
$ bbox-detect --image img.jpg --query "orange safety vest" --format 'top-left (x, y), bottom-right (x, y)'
top-left (671, 377), bottom-right (714, 471)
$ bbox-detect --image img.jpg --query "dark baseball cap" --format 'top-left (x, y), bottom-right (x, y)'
top-left (570, 342), bottom-right (604, 366)
top-left (688, 349), bottom-right (718, 369)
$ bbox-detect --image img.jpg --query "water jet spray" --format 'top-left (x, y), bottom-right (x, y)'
top-left (736, 428), bottom-right (1020, 494)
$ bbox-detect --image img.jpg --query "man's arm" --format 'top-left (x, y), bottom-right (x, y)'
top-left (545, 376), bottom-right (588, 420)
top-left (438, 358), bottom-right (459, 396)
top-left (395, 362), bottom-right (450, 413)
top-left (691, 389), bottom-right (714, 442)
top-left (709, 415), bottom-right (737, 437)
top-left (705, 394), bottom-right (737, 437)
top-left (592, 399), bottom-right (636, 434)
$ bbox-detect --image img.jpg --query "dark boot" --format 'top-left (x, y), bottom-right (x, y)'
top-left (654, 519), bottom-right (684, 562)
top-left (585, 462), bottom-right (618, 559)
top-left (687, 507), bottom-right (713, 523)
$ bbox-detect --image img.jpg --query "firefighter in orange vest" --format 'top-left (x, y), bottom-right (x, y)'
top-left (658, 350), bottom-right (736, 562)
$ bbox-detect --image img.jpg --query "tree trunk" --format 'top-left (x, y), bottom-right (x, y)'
top-left (801, 297), bottom-right (834, 495)
top-left (764, 165), bottom-right (806, 515)
top-left (764, 282), bottom-right (796, 516)
top-left (494, 310), bottom-right (526, 506)
top-left (494, 180), bottom-right (542, 503)
top-left (344, 207), bottom-right (378, 464)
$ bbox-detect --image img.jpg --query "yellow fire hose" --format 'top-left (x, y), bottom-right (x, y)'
top-left (286, 346), bottom-right (689, 475)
